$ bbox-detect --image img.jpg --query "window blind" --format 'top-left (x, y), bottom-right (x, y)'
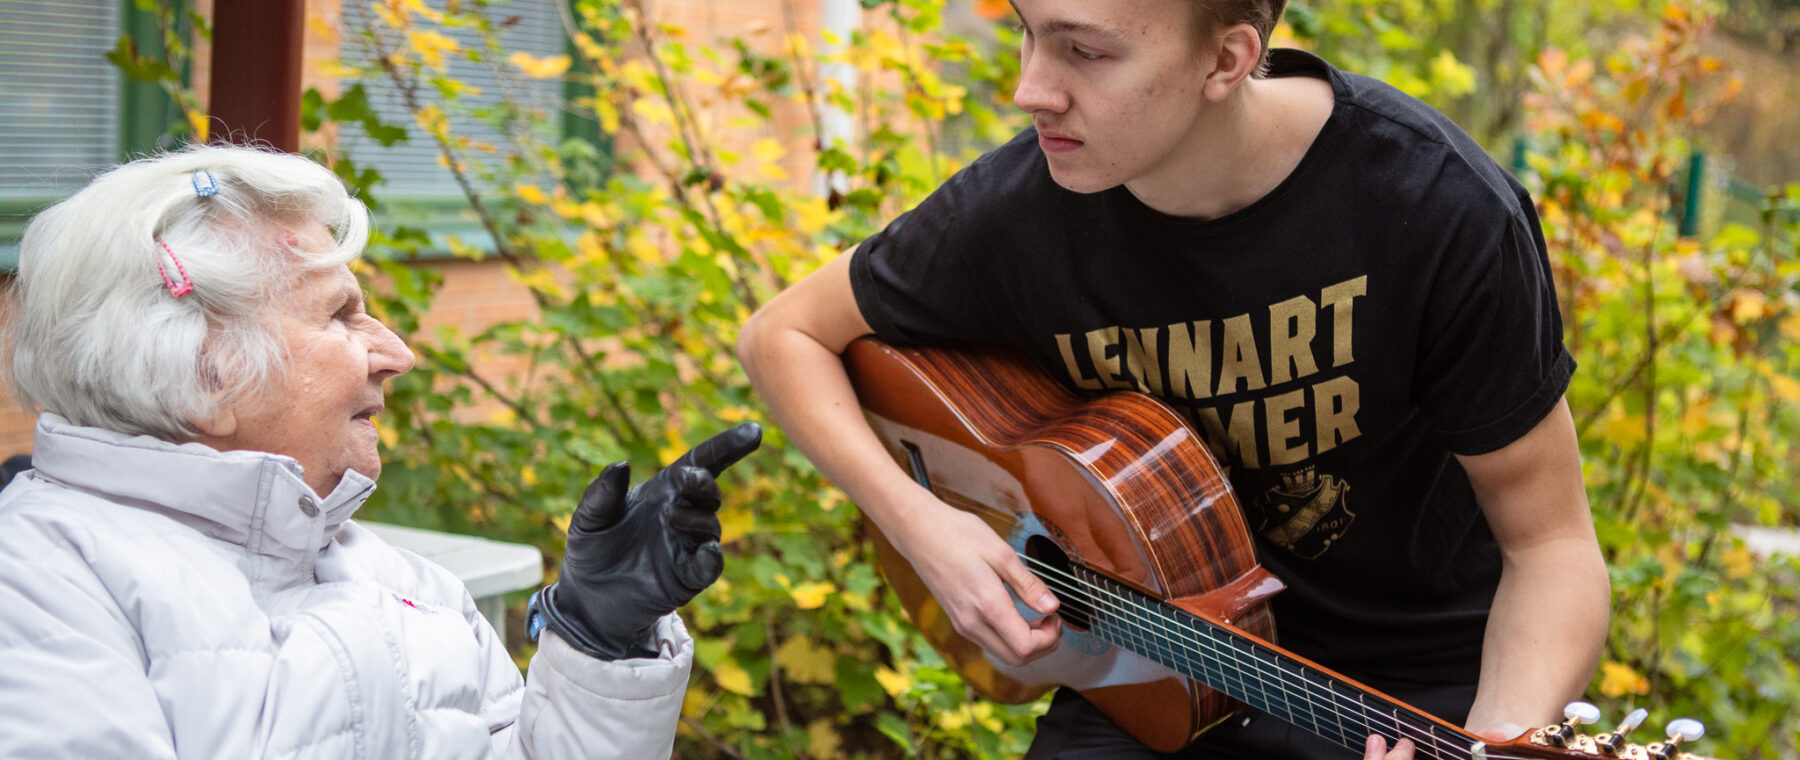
top-left (0, 0), bottom-right (122, 202)
top-left (337, 0), bottom-right (565, 197)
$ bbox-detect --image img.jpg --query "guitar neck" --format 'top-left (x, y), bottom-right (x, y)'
top-left (1066, 564), bottom-right (1483, 760)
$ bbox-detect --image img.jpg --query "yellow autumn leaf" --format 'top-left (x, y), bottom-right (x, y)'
top-left (712, 659), bottom-right (756, 696)
top-left (939, 705), bottom-right (971, 730)
top-left (658, 426), bottom-right (689, 467)
top-left (681, 688), bottom-right (709, 718)
top-left (1598, 411), bottom-right (1647, 445)
top-left (578, 201), bottom-right (613, 228)
top-left (186, 110), bottom-right (209, 142)
top-left (1780, 312), bottom-right (1800, 342)
top-left (514, 184), bottom-right (549, 205)
top-left (774, 635), bottom-right (836, 684)
top-left (718, 505), bottom-right (754, 544)
top-left (751, 138), bottom-right (785, 163)
top-left (509, 51), bottom-right (571, 79)
top-left (791, 197), bottom-right (836, 237)
top-left (520, 465), bottom-right (538, 487)
top-left (375, 416), bottom-right (398, 448)
top-left (508, 266), bottom-right (566, 299)
top-left (398, 0), bottom-right (443, 22)
top-left (632, 98), bottom-right (675, 126)
top-left (1722, 546), bottom-right (1754, 579)
top-left (972, 702), bottom-right (1004, 733)
top-left (788, 581), bottom-right (836, 610)
top-left (1731, 290), bottom-right (1767, 323)
top-left (627, 230), bottom-right (664, 265)
top-left (874, 666), bottom-right (911, 696)
top-left (806, 720), bottom-right (843, 759)
top-left (595, 100), bottom-right (621, 134)
top-left (551, 512), bottom-right (572, 535)
top-left (1597, 661), bottom-right (1650, 697)
top-left (1770, 374), bottom-right (1800, 403)
top-left (407, 29), bottom-right (458, 72)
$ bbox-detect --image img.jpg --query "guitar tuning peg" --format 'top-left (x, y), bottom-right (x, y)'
top-left (1593, 708), bottom-right (1649, 756)
top-left (1542, 701), bottom-right (1601, 747)
top-left (1646, 718), bottom-right (1706, 760)
top-left (1565, 702), bottom-right (1602, 725)
top-left (1665, 718), bottom-right (1705, 742)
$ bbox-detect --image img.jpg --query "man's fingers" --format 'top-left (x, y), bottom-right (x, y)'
top-left (996, 552), bottom-right (1059, 616)
top-left (981, 600), bottom-right (1062, 666)
top-left (671, 422), bottom-right (763, 477)
top-left (1365, 735), bottom-right (1414, 760)
top-left (570, 461), bottom-right (632, 533)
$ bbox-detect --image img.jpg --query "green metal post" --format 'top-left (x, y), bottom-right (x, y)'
top-left (1679, 152), bottom-right (1705, 238)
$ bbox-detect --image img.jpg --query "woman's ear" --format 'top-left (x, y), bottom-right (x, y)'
top-left (191, 406), bottom-right (238, 440)
top-left (1202, 22), bottom-right (1263, 102)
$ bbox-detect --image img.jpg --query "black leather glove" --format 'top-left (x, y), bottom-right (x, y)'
top-left (537, 422), bottom-right (761, 660)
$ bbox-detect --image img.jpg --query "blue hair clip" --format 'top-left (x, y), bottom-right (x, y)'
top-left (191, 169), bottom-right (218, 197)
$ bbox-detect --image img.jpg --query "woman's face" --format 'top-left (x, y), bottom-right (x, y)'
top-left (201, 225), bottom-right (414, 495)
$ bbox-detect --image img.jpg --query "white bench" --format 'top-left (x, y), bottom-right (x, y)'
top-left (1734, 524), bottom-right (1800, 559)
top-left (362, 521), bottom-right (544, 642)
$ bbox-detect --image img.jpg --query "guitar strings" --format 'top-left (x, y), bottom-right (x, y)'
top-left (1012, 553), bottom-right (1484, 760)
top-left (924, 497), bottom-right (1545, 760)
top-left (1014, 555), bottom-right (1512, 760)
top-left (1015, 557), bottom-right (1567, 760)
top-left (1013, 556), bottom-right (1449, 758)
top-left (941, 495), bottom-right (1462, 755)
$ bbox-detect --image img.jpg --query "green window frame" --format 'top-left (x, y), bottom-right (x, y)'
top-left (0, 1), bottom-right (188, 269)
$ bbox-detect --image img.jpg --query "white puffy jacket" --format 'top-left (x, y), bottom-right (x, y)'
top-left (0, 414), bottom-right (692, 759)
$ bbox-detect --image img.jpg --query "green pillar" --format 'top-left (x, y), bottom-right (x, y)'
top-left (1679, 152), bottom-right (1705, 238)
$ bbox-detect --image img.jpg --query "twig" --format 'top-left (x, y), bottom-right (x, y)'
top-left (680, 716), bottom-right (749, 760)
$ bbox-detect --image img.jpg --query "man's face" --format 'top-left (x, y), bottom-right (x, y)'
top-left (1012, 0), bottom-right (1216, 194)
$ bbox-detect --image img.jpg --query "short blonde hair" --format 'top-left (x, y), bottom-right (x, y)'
top-left (6, 144), bottom-right (369, 440)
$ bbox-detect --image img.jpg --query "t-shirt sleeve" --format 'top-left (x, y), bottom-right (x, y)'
top-left (1413, 202), bottom-right (1574, 455)
top-left (848, 163), bottom-right (1005, 347)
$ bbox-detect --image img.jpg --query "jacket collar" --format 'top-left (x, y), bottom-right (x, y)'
top-left (29, 413), bottom-right (376, 567)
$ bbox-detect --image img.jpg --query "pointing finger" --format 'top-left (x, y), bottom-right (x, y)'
top-left (670, 422), bottom-right (763, 478)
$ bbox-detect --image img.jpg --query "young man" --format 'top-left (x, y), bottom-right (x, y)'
top-left (737, 0), bottom-right (1610, 757)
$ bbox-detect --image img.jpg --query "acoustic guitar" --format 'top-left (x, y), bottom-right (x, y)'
top-left (842, 336), bottom-right (1718, 760)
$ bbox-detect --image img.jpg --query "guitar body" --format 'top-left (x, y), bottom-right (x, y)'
top-left (844, 337), bottom-right (1284, 752)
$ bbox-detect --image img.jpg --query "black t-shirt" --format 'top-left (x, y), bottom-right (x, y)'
top-left (849, 50), bottom-right (1573, 692)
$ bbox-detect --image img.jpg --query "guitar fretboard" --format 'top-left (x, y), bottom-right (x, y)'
top-left (1067, 564), bottom-right (1482, 760)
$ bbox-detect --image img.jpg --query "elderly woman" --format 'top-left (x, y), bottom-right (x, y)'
top-left (0, 145), bottom-right (760, 758)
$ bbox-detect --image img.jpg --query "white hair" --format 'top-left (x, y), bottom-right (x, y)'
top-left (6, 144), bottom-right (371, 441)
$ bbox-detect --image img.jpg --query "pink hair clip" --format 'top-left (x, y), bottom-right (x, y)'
top-left (154, 237), bottom-right (194, 298)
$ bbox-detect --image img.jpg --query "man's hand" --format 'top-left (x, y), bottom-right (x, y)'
top-left (539, 422), bottom-right (762, 660)
top-left (892, 493), bottom-right (1062, 666)
top-left (1363, 725), bottom-right (1521, 759)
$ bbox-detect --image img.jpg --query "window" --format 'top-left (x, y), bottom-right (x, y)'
top-left (336, 0), bottom-right (569, 198)
top-left (0, 1), bottom-right (179, 267)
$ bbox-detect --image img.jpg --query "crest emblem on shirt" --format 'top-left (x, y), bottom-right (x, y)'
top-left (1251, 465), bottom-right (1354, 559)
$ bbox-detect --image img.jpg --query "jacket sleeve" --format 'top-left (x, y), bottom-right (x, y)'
top-left (494, 613), bottom-right (694, 759)
top-left (0, 542), bottom-right (178, 759)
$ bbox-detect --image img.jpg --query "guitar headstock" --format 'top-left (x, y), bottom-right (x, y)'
top-left (1487, 702), bottom-right (1722, 760)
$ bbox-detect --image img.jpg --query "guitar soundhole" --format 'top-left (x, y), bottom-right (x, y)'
top-left (1024, 535), bottom-right (1095, 632)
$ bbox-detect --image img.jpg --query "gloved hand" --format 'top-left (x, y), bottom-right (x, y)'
top-left (536, 422), bottom-right (762, 660)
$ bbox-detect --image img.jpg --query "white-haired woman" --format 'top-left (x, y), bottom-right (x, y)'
top-left (0, 144), bottom-right (760, 759)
